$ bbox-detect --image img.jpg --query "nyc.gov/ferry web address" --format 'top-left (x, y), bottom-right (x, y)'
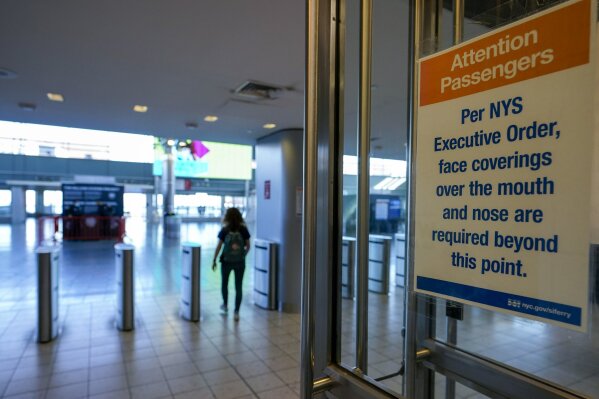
top-left (507, 298), bottom-right (572, 320)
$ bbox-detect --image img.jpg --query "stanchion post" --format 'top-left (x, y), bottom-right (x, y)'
top-left (37, 246), bottom-right (60, 343)
top-left (180, 243), bottom-right (201, 322)
top-left (115, 243), bottom-right (135, 331)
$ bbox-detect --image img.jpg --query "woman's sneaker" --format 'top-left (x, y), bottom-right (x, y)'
top-left (220, 304), bottom-right (228, 314)
top-left (234, 312), bottom-right (240, 322)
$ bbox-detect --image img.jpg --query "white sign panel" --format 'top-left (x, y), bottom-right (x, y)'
top-left (414, 0), bottom-right (595, 331)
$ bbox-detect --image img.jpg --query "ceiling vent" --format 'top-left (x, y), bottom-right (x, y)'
top-left (233, 80), bottom-right (284, 101)
top-left (18, 102), bottom-right (36, 111)
top-left (0, 68), bottom-right (17, 79)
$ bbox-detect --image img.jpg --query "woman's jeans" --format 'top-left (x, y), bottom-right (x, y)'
top-left (221, 262), bottom-right (246, 312)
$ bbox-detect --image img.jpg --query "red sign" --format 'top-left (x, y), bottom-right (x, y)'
top-left (264, 180), bottom-right (271, 199)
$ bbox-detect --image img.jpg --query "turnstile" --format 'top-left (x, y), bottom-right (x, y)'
top-left (37, 246), bottom-right (60, 343)
top-left (395, 233), bottom-right (406, 287)
top-left (254, 239), bottom-right (278, 310)
top-left (368, 235), bottom-right (392, 294)
top-left (341, 237), bottom-right (356, 299)
top-left (180, 243), bottom-right (201, 322)
top-left (115, 243), bottom-right (135, 331)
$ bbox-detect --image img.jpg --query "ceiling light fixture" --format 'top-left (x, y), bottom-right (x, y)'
top-left (204, 115), bottom-right (218, 122)
top-left (263, 123), bottom-right (276, 129)
top-left (133, 105), bottom-right (148, 113)
top-left (47, 93), bottom-right (64, 102)
top-left (167, 139), bottom-right (175, 146)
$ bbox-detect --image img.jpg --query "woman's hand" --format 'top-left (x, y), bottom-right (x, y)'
top-left (212, 260), bottom-right (217, 271)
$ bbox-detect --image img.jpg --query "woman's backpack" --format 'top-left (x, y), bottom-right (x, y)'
top-left (221, 230), bottom-right (246, 263)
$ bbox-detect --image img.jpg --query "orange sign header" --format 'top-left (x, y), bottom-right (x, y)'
top-left (419, 0), bottom-right (590, 106)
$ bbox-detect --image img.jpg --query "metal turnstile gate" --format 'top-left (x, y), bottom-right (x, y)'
top-left (115, 243), bottom-right (135, 331)
top-left (341, 237), bottom-right (356, 299)
top-left (180, 243), bottom-right (201, 322)
top-left (253, 239), bottom-right (278, 310)
top-left (395, 233), bottom-right (406, 287)
top-left (368, 235), bottom-right (392, 294)
top-left (37, 246), bottom-right (60, 343)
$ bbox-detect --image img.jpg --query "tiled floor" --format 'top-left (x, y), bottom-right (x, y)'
top-left (337, 243), bottom-right (599, 398)
top-left (1, 219), bottom-right (598, 399)
top-left (0, 219), bottom-right (301, 399)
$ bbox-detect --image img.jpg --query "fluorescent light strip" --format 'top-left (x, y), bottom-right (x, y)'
top-left (47, 93), bottom-right (64, 102)
top-left (133, 105), bottom-right (148, 113)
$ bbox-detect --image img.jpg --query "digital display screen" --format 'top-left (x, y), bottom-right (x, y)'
top-left (388, 199), bottom-right (401, 219)
top-left (153, 139), bottom-right (252, 180)
top-left (62, 184), bottom-right (124, 216)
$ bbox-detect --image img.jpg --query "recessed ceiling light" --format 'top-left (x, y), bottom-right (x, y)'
top-left (47, 93), bottom-right (64, 102)
top-left (263, 123), bottom-right (276, 129)
top-left (178, 141), bottom-right (187, 147)
top-left (167, 139), bottom-right (175, 146)
top-left (133, 105), bottom-right (148, 113)
top-left (204, 115), bottom-right (218, 122)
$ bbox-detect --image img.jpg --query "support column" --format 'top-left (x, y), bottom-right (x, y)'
top-left (146, 193), bottom-right (154, 221)
top-left (244, 180), bottom-right (250, 214)
top-left (35, 189), bottom-right (45, 215)
top-left (162, 144), bottom-right (176, 216)
top-left (162, 142), bottom-right (180, 238)
top-left (11, 187), bottom-right (26, 224)
top-left (153, 176), bottom-right (161, 222)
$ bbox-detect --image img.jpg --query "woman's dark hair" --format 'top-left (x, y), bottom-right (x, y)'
top-left (223, 207), bottom-right (244, 231)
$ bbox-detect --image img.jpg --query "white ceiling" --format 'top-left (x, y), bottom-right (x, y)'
top-left (0, 0), bottom-right (486, 160)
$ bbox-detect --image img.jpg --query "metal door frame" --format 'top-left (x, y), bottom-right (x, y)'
top-left (301, 0), bottom-right (592, 398)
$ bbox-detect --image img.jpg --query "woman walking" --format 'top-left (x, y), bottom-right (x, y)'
top-left (212, 207), bottom-right (251, 321)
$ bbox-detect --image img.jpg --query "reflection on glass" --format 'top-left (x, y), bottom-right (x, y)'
top-left (432, 295), bottom-right (599, 398)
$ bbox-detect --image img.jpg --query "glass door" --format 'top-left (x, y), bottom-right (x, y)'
top-left (301, 0), bottom-right (598, 398)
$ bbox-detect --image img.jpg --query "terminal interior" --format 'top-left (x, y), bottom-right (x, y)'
top-left (1, 1), bottom-right (599, 399)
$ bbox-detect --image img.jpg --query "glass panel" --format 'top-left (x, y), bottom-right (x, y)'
top-left (435, 373), bottom-right (492, 399)
top-left (339, 0), bottom-right (364, 373)
top-left (172, 193), bottom-right (225, 218)
top-left (459, 0), bottom-right (565, 39)
top-left (43, 190), bottom-right (62, 214)
top-left (338, 0), bottom-right (409, 395)
top-left (175, 193), bottom-right (200, 217)
top-left (123, 193), bottom-right (147, 218)
top-left (0, 189), bottom-right (11, 216)
top-left (25, 189), bottom-right (35, 214)
top-left (432, 296), bottom-right (599, 398)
